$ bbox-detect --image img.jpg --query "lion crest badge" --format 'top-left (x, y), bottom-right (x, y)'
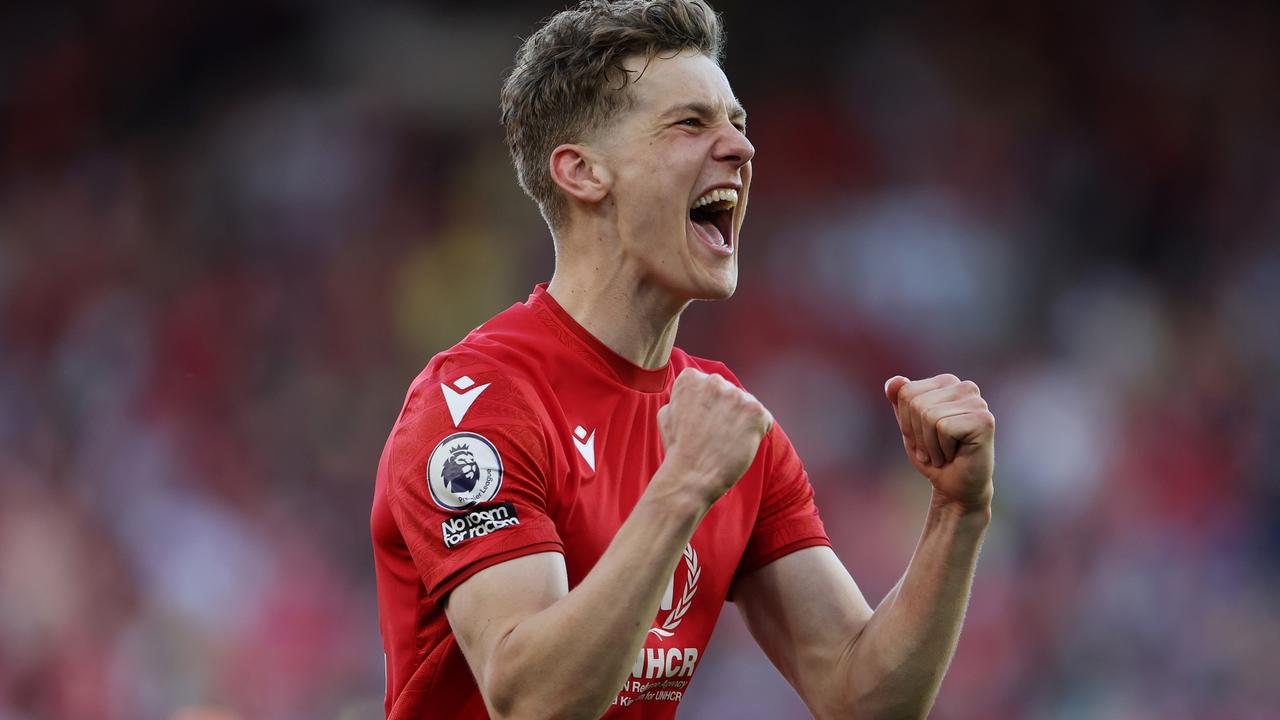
top-left (427, 432), bottom-right (504, 510)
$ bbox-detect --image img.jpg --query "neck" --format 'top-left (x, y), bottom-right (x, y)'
top-left (546, 236), bottom-right (688, 370)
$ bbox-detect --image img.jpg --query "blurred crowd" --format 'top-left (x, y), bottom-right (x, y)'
top-left (1, 1), bottom-right (1277, 718)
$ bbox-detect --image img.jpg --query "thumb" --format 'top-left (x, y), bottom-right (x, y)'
top-left (884, 375), bottom-right (909, 412)
top-left (656, 404), bottom-right (672, 449)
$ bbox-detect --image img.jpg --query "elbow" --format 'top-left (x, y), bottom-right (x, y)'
top-left (488, 697), bottom-right (611, 720)
top-left (486, 693), bottom-right (610, 720)
top-left (482, 658), bottom-right (613, 720)
top-left (477, 622), bottom-right (620, 720)
top-left (811, 676), bottom-right (933, 720)
top-left (819, 646), bottom-right (938, 720)
top-left (816, 702), bottom-right (929, 720)
top-left (819, 688), bottom-right (932, 720)
top-left (505, 705), bottom-right (611, 720)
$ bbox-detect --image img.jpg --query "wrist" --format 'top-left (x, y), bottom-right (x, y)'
top-left (930, 489), bottom-right (993, 526)
top-left (641, 463), bottom-right (712, 523)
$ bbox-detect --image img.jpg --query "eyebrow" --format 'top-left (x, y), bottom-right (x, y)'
top-left (662, 100), bottom-right (748, 125)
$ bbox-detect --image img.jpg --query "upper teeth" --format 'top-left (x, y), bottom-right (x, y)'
top-left (691, 188), bottom-right (738, 210)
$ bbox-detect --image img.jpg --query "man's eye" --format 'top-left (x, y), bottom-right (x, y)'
top-left (679, 118), bottom-right (703, 127)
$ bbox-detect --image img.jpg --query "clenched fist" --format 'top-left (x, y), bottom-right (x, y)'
top-left (655, 368), bottom-right (774, 508)
top-left (885, 374), bottom-right (995, 510)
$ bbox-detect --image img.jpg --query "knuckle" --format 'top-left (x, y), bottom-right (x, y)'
top-left (676, 368), bottom-right (705, 388)
top-left (960, 379), bottom-right (980, 394)
top-left (938, 373), bottom-right (960, 385)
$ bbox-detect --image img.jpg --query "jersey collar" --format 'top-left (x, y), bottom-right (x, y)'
top-left (528, 284), bottom-right (673, 394)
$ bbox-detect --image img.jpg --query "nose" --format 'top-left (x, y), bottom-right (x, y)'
top-left (714, 124), bottom-right (755, 169)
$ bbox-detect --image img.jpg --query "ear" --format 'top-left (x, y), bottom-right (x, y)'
top-left (549, 143), bottom-right (611, 205)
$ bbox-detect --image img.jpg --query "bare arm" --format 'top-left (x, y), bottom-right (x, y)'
top-left (734, 374), bottom-right (994, 719)
top-left (445, 369), bottom-right (773, 720)
top-left (447, 480), bottom-right (699, 720)
top-left (736, 499), bottom-right (987, 719)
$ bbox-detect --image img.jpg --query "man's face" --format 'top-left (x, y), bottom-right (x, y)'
top-left (592, 50), bottom-right (754, 301)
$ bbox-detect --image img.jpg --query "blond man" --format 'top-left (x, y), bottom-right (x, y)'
top-left (371, 2), bottom-right (995, 718)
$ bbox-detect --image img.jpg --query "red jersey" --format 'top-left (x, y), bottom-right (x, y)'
top-left (371, 285), bottom-right (830, 719)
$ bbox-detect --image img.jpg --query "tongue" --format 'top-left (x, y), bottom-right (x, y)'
top-left (694, 218), bottom-right (724, 247)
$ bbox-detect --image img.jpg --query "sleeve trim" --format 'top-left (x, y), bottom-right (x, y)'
top-left (427, 540), bottom-right (565, 605)
top-left (735, 534), bottom-right (832, 581)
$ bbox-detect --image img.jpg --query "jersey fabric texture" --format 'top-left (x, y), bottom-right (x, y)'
top-left (371, 284), bottom-right (831, 719)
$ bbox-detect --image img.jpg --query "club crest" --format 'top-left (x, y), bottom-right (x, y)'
top-left (427, 432), bottom-right (503, 510)
top-left (649, 543), bottom-right (700, 640)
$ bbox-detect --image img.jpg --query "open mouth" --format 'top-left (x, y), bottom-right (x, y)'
top-left (689, 188), bottom-right (737, 254)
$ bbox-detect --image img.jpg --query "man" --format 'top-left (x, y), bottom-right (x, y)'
top-left (370, 1), bottom-right (995, 718)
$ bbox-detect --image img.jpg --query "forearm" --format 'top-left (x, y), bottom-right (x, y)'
top-left (483, 468), bottom-right (704, 720)
top-left (839, 493), bottom-right (990, 719)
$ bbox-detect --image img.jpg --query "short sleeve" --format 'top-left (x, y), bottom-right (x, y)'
top-left (736, 421), bottom-right (831, 580)
top-left (385, 357), bottom-right (563, 604)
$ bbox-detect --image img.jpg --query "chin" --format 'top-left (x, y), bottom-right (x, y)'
top-left (690, 269), bottom-right (738, 301)
top-left (678, 219), bottom-right (740, 301)
top-left (705, 278), bottom-right (737, 300)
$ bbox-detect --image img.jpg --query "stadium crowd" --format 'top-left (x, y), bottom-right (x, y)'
top-left (1, 1), bottom-right (1277, 718)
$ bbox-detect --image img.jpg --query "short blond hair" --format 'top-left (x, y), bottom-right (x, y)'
top-left (500, 0), bottom-right (725, 228)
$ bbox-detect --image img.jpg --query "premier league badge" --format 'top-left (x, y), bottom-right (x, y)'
top-left (427, 432), bottom-right (504, 510)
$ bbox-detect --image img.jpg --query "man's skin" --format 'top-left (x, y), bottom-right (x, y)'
top-left (445, 49), bottom-right (995, 720)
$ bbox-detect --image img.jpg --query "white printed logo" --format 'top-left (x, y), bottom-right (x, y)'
top-left (441, 502), bottom-right (520, 548)
top-left (573, 425), bottom-right (596, 471)
top-left (441, 375), bottom-right (490, 427)
top-left (427, 432), bottom-right (503, 510)
top-left (649, 544), bottom-right (699, 639)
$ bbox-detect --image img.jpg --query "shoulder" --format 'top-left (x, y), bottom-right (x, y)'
top-left (398, 346), bottom-right (547, 441)
top-left (671, 349), bottom-right (746, 388)
top-left (387, 316), bottom-right (560, 476)
top-left (398, 300), bottom-right (556, 430)
top-left (384, 346), bottom-right (558, 515)
top-left (670, 348), bottom-right (792, 456)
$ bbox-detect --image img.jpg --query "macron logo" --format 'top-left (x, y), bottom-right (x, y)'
top-left (573, 425), bottom-right (596, 471)
top-left (441, 376), bottom-right (490, 427)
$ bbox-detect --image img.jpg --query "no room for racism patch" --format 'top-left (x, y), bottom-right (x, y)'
top-left (441, 502), bottom-right (521, 549)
